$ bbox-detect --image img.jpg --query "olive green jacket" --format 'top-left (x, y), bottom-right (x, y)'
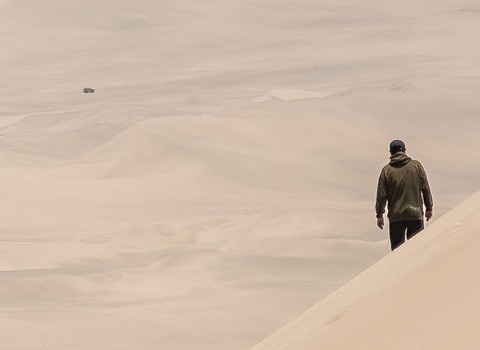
top-left (376, 152), bottom-right (433, 222)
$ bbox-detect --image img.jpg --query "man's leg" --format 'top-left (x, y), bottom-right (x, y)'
top-left (406, 220), bottom-right (424, 240)
top-left (389, 221), bottom-right (407, 251)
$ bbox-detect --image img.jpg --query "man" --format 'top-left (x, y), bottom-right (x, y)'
top-left (375, 140), bottom-right (433, 250)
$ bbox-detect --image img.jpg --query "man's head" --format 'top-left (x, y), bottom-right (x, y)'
top-left (389, 139), bottom-right (406, 154)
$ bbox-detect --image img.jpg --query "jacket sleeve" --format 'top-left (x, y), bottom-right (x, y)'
top-left (419, 163), bottom-right (433, 211)
top-left (375, 168), bottom-right (388, 218)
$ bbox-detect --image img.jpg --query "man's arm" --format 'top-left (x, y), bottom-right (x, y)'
top-left (375, 168), bottom-right (388, 229)
top-left (425, 209), bottom-right (433, 221)
top-left (419, 163), bottom-right (433, 221)
top-left (377, 216), bottom-right (385, 230)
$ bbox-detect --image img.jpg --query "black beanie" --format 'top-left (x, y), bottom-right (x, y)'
top-left (389, 139), bottom-right (406, 153)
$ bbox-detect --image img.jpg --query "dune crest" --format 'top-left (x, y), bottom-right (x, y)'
top-left (252, 191), bottom-right (480, 349)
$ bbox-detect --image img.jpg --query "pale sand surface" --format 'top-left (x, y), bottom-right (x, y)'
top-left (252, 191), bottom-right (480, 349)
top-left (0, 1), bottom-right (479, 349)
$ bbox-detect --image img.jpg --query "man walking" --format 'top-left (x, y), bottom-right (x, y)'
top-left (376, 140), bottom-right (433, 250)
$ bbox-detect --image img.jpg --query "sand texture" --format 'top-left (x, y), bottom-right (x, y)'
top-left (1, 1), bottom-right (479, 349)
top-left (252, 192), bottom-right (480, 349)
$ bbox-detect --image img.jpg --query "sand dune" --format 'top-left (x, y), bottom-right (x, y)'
top-left (1, 0), bottom-right (479, 349)
top-left (252, 191), bottom-right (480, 349)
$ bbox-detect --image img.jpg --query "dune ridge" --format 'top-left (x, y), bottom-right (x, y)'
top-left (252, 191), bottom-right (480, 349)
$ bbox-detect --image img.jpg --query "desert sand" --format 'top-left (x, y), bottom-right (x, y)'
top-left (252, 191), bottom-right (480, 349)
top-left (0, 1), bottom-right (479, 349)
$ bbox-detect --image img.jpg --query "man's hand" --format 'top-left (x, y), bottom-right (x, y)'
top-left (426, 210), bottom-right (433, 221)
top-left (377, 216), bottom-right (384, 230)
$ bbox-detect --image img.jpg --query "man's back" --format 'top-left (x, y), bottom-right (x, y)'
top-left (375, 140), bottom-right (433, 250)
top-left (378, 152), bottom-right (432, 222)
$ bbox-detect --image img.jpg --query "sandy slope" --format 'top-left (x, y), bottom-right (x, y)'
top-left (252, 191), bottom-right (480, 349)
top-left (1, 1), bottom-right (480, 349)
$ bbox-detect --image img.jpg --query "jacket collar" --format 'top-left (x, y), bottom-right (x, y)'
top-left (389, 151), bottom-right (412, 167)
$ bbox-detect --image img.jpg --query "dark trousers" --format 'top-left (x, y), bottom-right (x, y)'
top-left (389, 220), bottom-right (424, 251)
